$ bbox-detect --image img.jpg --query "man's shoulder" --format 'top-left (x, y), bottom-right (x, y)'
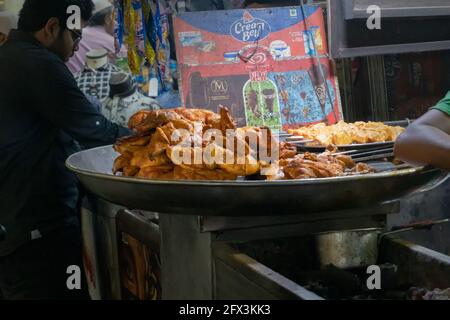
top-left (1, 39), bottom-right (64, 71)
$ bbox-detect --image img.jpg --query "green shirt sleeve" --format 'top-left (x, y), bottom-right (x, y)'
top-left (431, 91), bottom-right (450, 116)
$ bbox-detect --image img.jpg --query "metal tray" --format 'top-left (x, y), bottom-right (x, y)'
top-left (66, 146), bottom-right (447, 216)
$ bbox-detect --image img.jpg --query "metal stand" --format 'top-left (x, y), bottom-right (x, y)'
top-left (159, 202), bottom-right (400, 299)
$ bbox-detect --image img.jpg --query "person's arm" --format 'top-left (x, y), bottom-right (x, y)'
top-left (394, 109), bottom-right (450, 170)
top-left (30, 56), bottom-right (130, 148)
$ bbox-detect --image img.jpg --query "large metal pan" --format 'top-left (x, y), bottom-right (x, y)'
top-left (66, 146), bottom-right (448, 216)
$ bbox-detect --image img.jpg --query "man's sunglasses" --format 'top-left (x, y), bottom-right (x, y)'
top-left (69, 29), bottom-right (82, 44)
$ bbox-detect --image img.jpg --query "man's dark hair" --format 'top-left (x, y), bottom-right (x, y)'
top-left (244, 0), bottom-right (299, 7)
top-left (18, 0), bottom-right (94, 32)
top-left (89, 6), bottom-right (113, 27)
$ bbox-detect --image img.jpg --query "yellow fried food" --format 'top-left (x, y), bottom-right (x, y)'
top-left (288, 121), bottom-right (405, 146)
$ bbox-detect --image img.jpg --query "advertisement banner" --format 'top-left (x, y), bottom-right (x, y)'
top-left (174, 6), bottom-right (342, 130)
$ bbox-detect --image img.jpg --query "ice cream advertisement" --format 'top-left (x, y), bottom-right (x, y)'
top-left (174, 6), bottom-right (342, 130)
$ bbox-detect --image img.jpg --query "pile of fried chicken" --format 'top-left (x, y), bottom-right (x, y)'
top-left (114, 106), bottom-right (295, 180)
top-left (113, 107), bottom-right (374, 181)
top-left (266, 151), bottom-right (374, 180)
top-left (287, 121), bottom-right (405, 146)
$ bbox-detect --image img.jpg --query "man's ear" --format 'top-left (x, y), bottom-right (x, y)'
top-left (43, 17), bottom-right (62, 40)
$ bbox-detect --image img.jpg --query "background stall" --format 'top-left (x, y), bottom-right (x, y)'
top-left (76, 0), bottom-right (450, 300)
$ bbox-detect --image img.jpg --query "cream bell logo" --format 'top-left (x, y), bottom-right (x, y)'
top-left (231, 11), bottom-right (271, 43)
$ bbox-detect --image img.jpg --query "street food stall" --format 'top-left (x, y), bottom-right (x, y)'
top-left (67, 0), bottom-right (450, 300)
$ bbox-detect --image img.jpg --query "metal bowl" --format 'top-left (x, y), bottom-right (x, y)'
top-left (66, 146), bottom-right (448, 216)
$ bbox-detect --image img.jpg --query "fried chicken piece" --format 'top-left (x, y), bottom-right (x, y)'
top-left (173, 166), bottom-right (237, 181)
top-left (273, 150), bottom-right (370, 180)
top-left (123, 166), bottom-right (140, 177)
top-left (279, 142), bottom-right (297, 160)
top-left (206, 106), bottom-right (237, 134)
top-left (113, 151), bottom-right (146, 177)
top-left (147, 127), bottom-right (171, 157)
top-left (326, 144), bottom-right (338, 153)
top-left (303, 152), bottom-right (318, 162)
top-left (136, 165), bottom-right (175, 180)
top-left (205, 143), bottom-right (260, 176)
top-left (281, 159), bottom-right (314, 179)
top-left (173, 108), bottom-right (219, 124)
top-left (306, 160), bottom-right (344, 177)
top-left (217, 155), bottom-right (260, 176)
top-left (158, 120), bottom-right (194, 146)
top-left (352, 162), bottom-right (374, 173)
top-left (130, 110), bottom-right (183, 134)
top-left (233, 127), bottom-right (258, 159)
top-left (218, 105), bottom-right (237, 132)
top-left (130, 149), bottom-right (171, 168)
top-left (166, 146), bottom-right (212, 169)
top-left (127, 110), bottom-right (153, 130)
top-left (167, 144), bottom-right (260, 176)
top-left (335, 155), bottom-right (356, 168)
top-left (234, 126), bottom-right (282, 161)
top-left (283, 159), bottom-right (345, 179)
top-left (113, 152), bottom-right (132, 174)
top-left (114, 134), bottom-right (152, 154)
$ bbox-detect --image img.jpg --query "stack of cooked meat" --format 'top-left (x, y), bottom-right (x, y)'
top-left (287, 121), bottom-right (405, 146)
top-left (113, 107), bottom-right (374, 181)
top-left (267, 152), bottom-right (374, 180)
top-left (113, 106), bottom-right (296, 180)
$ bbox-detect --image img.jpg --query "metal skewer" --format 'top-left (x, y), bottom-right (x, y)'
top-left (285, 136), bottom-right (307, 141)
top-left (374, 163), bottom-right (413, 173)
top-left (333, 150), bottom-right (359, 155)
top-left (289, 140), bottom-right (315, 145)
top-left (351, 148), bottom-right (395, 159)
top-left (277, 132), bottom-right (293, 137)
top-left (353, 152), bottom-right (395, 163)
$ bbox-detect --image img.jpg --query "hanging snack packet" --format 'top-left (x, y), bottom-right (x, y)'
top-left (124, 0), bottom-right (145, 74)
top-left (141, 0), bottom-right (156, 66)
top-left (114, 0), bottom-right (124, 50)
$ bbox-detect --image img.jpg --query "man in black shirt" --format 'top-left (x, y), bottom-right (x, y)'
top-left (0, 0), bottom-right (130, 299)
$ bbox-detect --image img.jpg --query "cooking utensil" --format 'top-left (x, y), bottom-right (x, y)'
top-left (297, 141), bottom-right (395, 153)
top-left (383, 119), bottom-right (414, 127)
top-left (353, 152), bottom-right (395, 163)
top-left (277, 132), bottom-right (293, 138)
top-left (350, 148), bottom-right (394, 159)
top-left (66, 146), bottom-right (447, 216)
top-left (374, 164), bottom-right (413, 173)
top-left (315, 219), bottom-right (450, 269)
top-left (289, 140), bottom-right (315, 145)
